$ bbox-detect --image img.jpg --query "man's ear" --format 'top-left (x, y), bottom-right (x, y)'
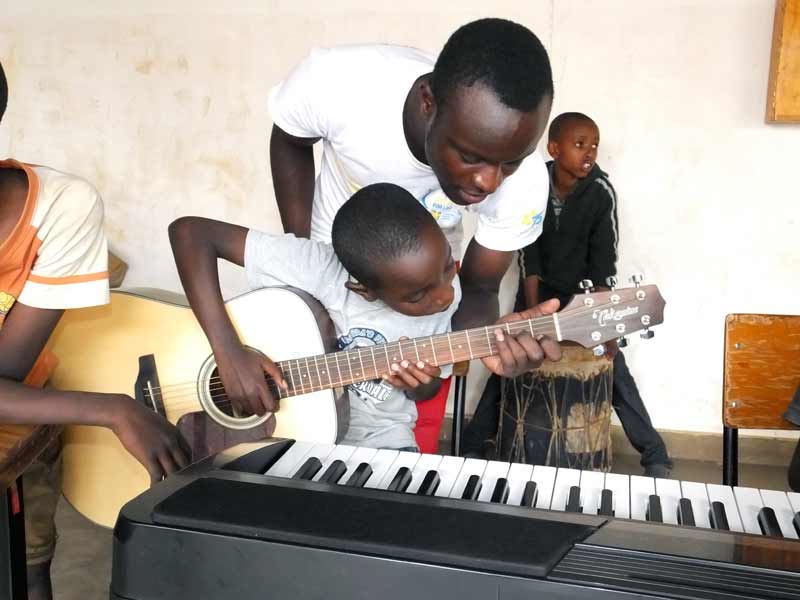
top-left (547, 139), bottom-right (560, 160)
top-left (344, 279), bottom-right (378, 302)
top-left (419, 78), bottom-right (437, 121)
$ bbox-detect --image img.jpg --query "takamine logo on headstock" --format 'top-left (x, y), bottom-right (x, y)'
top-left (592, 305), bottom-right (640, 327)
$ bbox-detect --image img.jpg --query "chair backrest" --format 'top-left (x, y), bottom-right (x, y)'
top-left (723, 314), bottom-right (800, 430)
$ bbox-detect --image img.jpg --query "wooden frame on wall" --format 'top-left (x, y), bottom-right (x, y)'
top-left (766, 0), bottom-right (800, 123)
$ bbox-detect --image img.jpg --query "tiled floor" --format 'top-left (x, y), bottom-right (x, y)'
top-left (49, 455), bottom-right (791, 600)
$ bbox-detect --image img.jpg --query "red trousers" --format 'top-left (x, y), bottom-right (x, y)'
top-left (413, 376), bottom-right (451, 454)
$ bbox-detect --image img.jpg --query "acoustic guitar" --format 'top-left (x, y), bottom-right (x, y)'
top-left (47, 283), bottom-right (664, 527)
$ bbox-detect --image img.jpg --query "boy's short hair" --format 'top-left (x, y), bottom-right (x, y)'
top-left (332, 183), bottom-right (439, 290)
top-left (548, 112), bottom-right (597, 141)
top-left (431, 18), bottom-right (553, 113)
top-left (0, 62), bottom-right (7, 123)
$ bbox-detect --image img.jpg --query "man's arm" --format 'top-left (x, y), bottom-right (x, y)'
top-left (0, 303), bottom-right (189, 483)
top-left (168, 217), bottom-right (286, 416)
top-left (269, 125), bottom-right (320, 238)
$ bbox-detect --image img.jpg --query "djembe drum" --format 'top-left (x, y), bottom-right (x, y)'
top-left (494, 345), bottom-right (614, 471)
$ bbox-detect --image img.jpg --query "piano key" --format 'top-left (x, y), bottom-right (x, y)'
top-left (788, 492), bottom-right (800, 514)
top-left (312, 444), bottom-right (357, 482)
top-left (646, 495), bottom-right (663, 523)
top-left (386, 467), bottom-right (413, 492)
top-left (318, 460), bottom-right (347, 484)
top-left (530, 465), bottom-right (557, 510)
top-left (264, 440), bottom-right (319, 477)
top-left (448, 458), bottom-right (487, 499)
top-left (603, 473), bottom-right (630, 519)
top-left (415, 470), bottom-right (440, 496)
top-left (706, 484), bottom-right (744, 532)
top-left (577, 471), bottom-right (605, 515)
top-left (733, 486), bottom-right (765, 535)
top-left (433, 456), bottom-right (467, 498)
top-left (709, 501), bottom-right (730, 531)
top-left (504, 463), bottom-right (534, 507)
top-left (630, 476), bottom-right (656, 521)
top-left (655, 478), bottom-right (682, 525)
top-left (794, 512), bottom-right (800, 537)
top-left (344, 462), bottom-right (373, 488)
top-left (477, 461), bottom-right (511, 502)
top-left (598, 489), bottom-right (614, 516)
top-left (680, 481), bottom-right (711, 528)
top-left (339, 447), bottom-right (378, 485)
top-left (405, 454), bottom-right (443, 494)
top-left (565, 486), bottom-right (582, 513)
top-left (375, 451), bottom-right (421, 489)
top-left (461, 474), bottom-right (482, 500)
top-left (758, 507), bottom-right (783, 537)
top-left (550, 468), bottom-right (581, 512)
top-left (362, 449), bottom-right (400, 489)
top-left (292, 456), bottom-right (323, 480)
top-left (677, 498), bottom-right (695, 527)
top-left (759, 489), bottom-right (799, 539)
top-left (490, 478), bottom-right (510, 504)
top-left (520, 481), bottom-right (538, 508)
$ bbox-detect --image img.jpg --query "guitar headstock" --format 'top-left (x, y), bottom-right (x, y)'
top-left (558, 284), bottom-right (665, 348)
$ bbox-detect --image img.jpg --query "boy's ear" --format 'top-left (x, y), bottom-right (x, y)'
top-left (344, 279), bottom-right (378, 302)
top-left (547, 139), bottom-right (560, 160)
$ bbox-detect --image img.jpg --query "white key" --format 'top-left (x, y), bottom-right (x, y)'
top-left (630, 476), bottom-right (656, 521)
top-left (680, 481), bottom-right (711, 528)
top-left (706, 484), bottom-right (744, 532)
top-left (376, 451), bottom-right (422, 489)
top-left (578, 471), bottom-right (605, 515)
top-left (733, 486), bottom-right (764, 535)
top-left (655, 479), bottom-right (682, 525)
top-left (311, 444), bottom-right (354, 481)
top-left (551, 468), bottom-right (582, 512)
top-left (505, 463), bottom-right (534, 507)
top-left (787, 492), bottom-right (800, 514)
top-left (338, 446), bottom-right (378, 485)
top-left (433, 456), bottom-right (466, 498)
top-left (363, 449), bottom-right (400, 489)
top-left (760, 490), bottom-right (798, 539)
top-left (264, 441), bottom-right (319, 477)
top-left (405, 454), bottom-right (443, 494)
top-left (531, 465), bottom-right (558, 510)
top-left (603, 473), bottom-right (630, 518)
top-left (477, 461), bottom-right (512, 502)
top-left (449, 459), bottom-right (488, 499)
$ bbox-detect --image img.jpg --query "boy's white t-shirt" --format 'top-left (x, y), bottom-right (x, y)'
top-left (268, 44), bottom-right (548, 256)
top-left (244, 230), bottom-right (461, 450)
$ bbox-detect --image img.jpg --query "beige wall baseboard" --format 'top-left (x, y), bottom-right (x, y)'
top-left (440, 417), bottom-right (798, 467)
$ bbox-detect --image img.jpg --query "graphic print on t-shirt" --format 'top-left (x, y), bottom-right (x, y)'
top-left (337, 327), bottom-right (395, 404)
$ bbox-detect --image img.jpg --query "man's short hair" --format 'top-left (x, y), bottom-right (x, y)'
top-left (431, 18), bottom-right (553, 113)
top-left (548, 112), bottom-right (596, 141)
top-left (0, 62), bottom-right (8, 123)
top-left (332, 183), bottom-right (438, 290)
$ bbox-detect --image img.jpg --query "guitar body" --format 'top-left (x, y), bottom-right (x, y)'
top-left (47, 288), bottom-right (344, 527)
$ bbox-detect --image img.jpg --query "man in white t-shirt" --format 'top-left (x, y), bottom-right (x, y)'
top-left (268, 19), bottom-right (561, 385)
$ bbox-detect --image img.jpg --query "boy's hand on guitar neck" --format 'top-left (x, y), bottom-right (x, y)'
top-left (382, 341), bottom-right (443, 401)
top-left (215, 343), bottom-right (288, 417)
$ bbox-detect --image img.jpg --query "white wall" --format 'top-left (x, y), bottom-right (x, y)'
top-left (2, 0), bottom-right (798, 434)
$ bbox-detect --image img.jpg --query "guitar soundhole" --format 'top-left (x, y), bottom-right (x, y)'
top-left (207, 366), bottom-right (242, 418)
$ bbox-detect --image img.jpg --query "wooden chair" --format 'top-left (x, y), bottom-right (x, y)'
top-left (722, 314), bottom-right (800, 485)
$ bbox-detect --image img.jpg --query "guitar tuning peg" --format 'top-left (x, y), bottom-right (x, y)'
top-left (579, 279), bottom-right (594, 294)
top-left (605, 276), bottom-right (618, 291)
top-left (629, 273), bottom-right (644, 288)
top-left (592, 344), bottom-right (606, 357)
top-left (617, 336), bottom-right (628, 348)
top-left (640, 328), bottom-right (655, 340)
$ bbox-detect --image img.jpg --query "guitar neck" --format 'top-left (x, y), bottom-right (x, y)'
top-left (272, 315), bottom-right (558, 399)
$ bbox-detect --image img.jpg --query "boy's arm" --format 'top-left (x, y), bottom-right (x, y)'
top-left (521, 240), bottom-right (543, 309)
top-left (270, 125), bottom-right (320, 238)
top-left (587, 190), bottom-right (618, 287)
top-left (168, 217), bottom-right (287, 417)
top-left (0, 302), bottom-right (189, 483)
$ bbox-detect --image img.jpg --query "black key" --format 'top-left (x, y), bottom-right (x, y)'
top-left (461, 474), bottom-right (482, 500)
top-left (678, 498), bottom-right (695, 526)
top-left (292, 456), bottom-right (322, 480)
top-left (344, 462), bottom-right (373, 488)
top-left (318, 460), bottom-right (347, 484)
top-left (646, 495), bottom-right (663, 523)
top-left (599, 489), bottom-right (614, 516)
top-left (565, 486), bottom-right (582, 513)
top-left (386, 467), bottom-right (412, 492)
top-left (416, 470), bottom-right (440, 496)
top-left (794, 512), bottom-right (800, 537)
top-left (758, 507), bottom-right (784, 537)
top-left (521, 481), bottom-right (538, 507)
top-left (709, 501), bottom-right (730, 531)
top-left (490, 478), bottom-right (510, 504)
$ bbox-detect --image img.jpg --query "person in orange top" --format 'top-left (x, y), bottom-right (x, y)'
top-left (0, 61), bottom-right (189, 600)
